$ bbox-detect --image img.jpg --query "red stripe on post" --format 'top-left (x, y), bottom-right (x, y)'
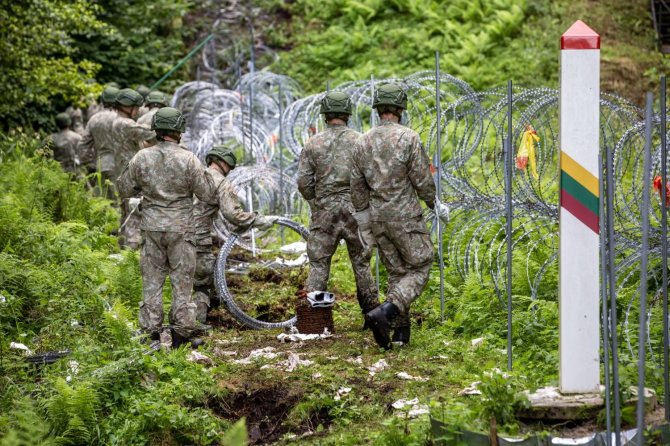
top-left (561, 189), bottom-right (600, 234)
top-left (561, 20), bottom-right (600, 50)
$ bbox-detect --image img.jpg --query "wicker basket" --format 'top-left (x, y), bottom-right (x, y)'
top-left (295, 297), bottom-right (335, 334)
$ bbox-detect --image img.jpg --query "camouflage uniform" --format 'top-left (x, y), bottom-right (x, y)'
top-left (297, 123), bottom-right (378, 314)
top-left (65, 106), bottom-right (85, 135)
top-left (48, 129), bottom-right (81, 173)
top-left (137, 108), bottom-right (158, 127)
top-left (350, 120), bottom-right (435, 327)
top-left (117, 141), bottom-right (214, 338)
top-left (137, 108), bottom-right (159, 146)
top-left (191, 167), bottom-right (259, 322)
top-left (111, 112), bottom-right (155, 248)
top-left (78, 109), bottom-right (118, 197)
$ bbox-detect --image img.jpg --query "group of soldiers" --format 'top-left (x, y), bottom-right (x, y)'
top-left (299, 83), bottom-right (449, 349)
top-left (47, 85), bottom-right (277, 348)
top-left (46, 80), bottom-right (447, 351)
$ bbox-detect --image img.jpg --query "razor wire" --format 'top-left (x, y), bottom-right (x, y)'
top-left (170, 68), bottom-right (669, 363)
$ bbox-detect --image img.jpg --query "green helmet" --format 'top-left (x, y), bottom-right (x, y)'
top-left (105, 81), bottom-right (121, 89)
top-left (151, 107), bottom-right (186, 133)
top-left (145, 90), bottom-right (169, 107)
top-left (55, 113), bottom-right (71, 128)
top-left (320, 91), bottom-right (352, 115)
top-left (116, 88), bottom-right (144, 107)
top-left (136, 85), bottom-right (150, 98)
top-left (100, 86), bottom-right (119, 105)
top-left (206, 145), bottom-right (237, 168)
top-left (373, 83), bottom-right (407, 110)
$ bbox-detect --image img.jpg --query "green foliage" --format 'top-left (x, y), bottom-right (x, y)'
top-left (264, 0), bottom-right (561, 92)
top-left (474, 369), bottom-right (529, 429)
top-left (0, 0), bottom-right (103, 129)
top-left (72, 0), bottom-right (191, 92)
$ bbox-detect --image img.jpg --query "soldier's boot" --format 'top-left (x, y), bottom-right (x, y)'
top-left (392, 326), bottom-right (411, 346)
top-left (365, 302), bottom-right (399, 350)
top-left (357, 291), bottom-right (379, 330)
top-left (171, 328), bottom-right (205, 349)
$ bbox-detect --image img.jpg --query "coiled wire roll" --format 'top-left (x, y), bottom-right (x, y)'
top-left (213, 217), bottom-right (309, 329)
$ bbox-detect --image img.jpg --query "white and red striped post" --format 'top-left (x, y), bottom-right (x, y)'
top-left (559, 20), bottom-right (601, 394)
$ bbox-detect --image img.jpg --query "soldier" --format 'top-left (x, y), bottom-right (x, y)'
top-left (136, 85), bottom-right (152, 119)
top-left (77, 86), bottom-right (119, 198)
top-left (111, 88), bottom-right (155, 249)
top-left (117, 107), bottom-right (214, 348)
top-left (350, 83), bottom-right (444, 349)
top-left (297, 91), bottom-right (379, 325)
top-left (192, 144), bottom-right (278, 323)
top-left (65, 106), bottom-right (85, 135)
top-left (47, 113), bottom-right (81, 174)
top-left (137, 90), bottom-right (170, 147)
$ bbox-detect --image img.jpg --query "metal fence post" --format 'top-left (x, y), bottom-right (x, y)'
top-left (660, 75), bottom-right (669, 423)
top-left (435, 51), bottom-right (445, 323)
top-left (505, 80), bottom-right (514, 371)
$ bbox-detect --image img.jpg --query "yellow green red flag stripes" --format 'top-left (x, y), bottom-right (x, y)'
top-left (560, 152), bottom-right (599, 234)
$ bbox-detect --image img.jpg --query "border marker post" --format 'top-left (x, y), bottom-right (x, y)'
top-left (559, 20), bottom-right (601, 394)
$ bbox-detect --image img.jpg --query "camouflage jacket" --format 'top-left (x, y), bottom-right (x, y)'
top-left (77, 108), bottom-right (117, 170)
top-left (297, 123), bottom-right (360, 213)
top-left (192, 167), bottom-right (258, 247)
top-left (350, 119), bottom-right (435, 221)
top-left (111, 112), bottom-right (155, 177)
top-left (117, 141), bottom-right (214, 232)
top-left (136, 107), bottom-right (158, 127)
top-left (48, 129), bottom-right (81, 172)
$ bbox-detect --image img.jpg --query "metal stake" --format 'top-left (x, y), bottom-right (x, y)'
top-left (278, 83), bottom-right (285, 243)
top-left (435, 51), bottom-right (445, 323)
top-left (505, 80), bottom-right (514, 371)
top-left (599, 153), bottom-right (612, 446)
top-left (606, 118), bottom-right (622, 446)
top-left (370, 75), bottom-right (380, 292)
top-left (637, 92), bottom-right (653, 446)
top-left (660, 75), bottom-right (669, 423)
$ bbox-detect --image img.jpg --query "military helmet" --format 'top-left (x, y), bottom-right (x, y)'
top-left (151, 107), bottom-right (186, 133)
top-left (105, 81), bottom-right (121, 89)
top-left (100, 86), bottom-right (119, 105)
top-left (206, 145), bottom-right (238, 168)
top-left (373, 83), bottom-right (407, 110)
top-left (320, 91), bottom-right (352, 115)
top-left (136, 85), bottom-right (150, 98)
top-left (115, 88), bottom-right (144, 107)
top-left (55, 113), bottom-right (71, 128)
top-left (145, 90), bottom-right (169, 107)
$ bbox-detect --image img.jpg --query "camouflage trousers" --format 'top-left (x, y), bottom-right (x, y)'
top-left (119, 198), bottom-right (141, 249)
top-left (139, 230), bottom-right (198, 338)
top-left (306, 207), bottom-right (378, 313)
top-left (193, 247), bottom-right (216, 323)
top-left (371, 216), bottom-right (433, 328)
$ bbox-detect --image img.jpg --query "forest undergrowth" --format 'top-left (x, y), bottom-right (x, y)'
top-left (0, 131), bottom-right (664, 445)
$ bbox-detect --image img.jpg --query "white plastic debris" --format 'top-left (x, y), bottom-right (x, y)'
top-left (392, 398), bottom-right (429, 418)
top-left (9, 342), bottom-right (34, 356)
top-left (471, 337), bottom-right (485, 347)
top-left (396, 372), bottom-right (429, 382)
top-left (312, 373), bottom-right (322, 379)
top-left (277, 328), bottom-right (333, 343)
top-left (280, 241), bottom-right (307, 254)
top-left (458, 381), bottom-right (483, 396)
top-left (187, 350), bottom-right (213, 366)
top-left (0, 294), bottom-right (6, 303)
top-left (233, 347), bottom-right (280, 364)
top-left (274, 252), bottom-right (309, 267)
top-left (346, 356), bottom-right (363, 365)
top-left (70, 320), bottom-right (80, 328)
top-left (279, 352), bottom-right (314, 372)
top-left (108, 253), bottom-right (124, 262)
top-left (368, 359), bottom-right (389, 376)
top-left (334, 386), bottom-right (352, 401)
top-left (68, 360), bottom-right (80, 375)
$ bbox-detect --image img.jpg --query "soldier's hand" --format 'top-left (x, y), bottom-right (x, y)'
top-left (434, 197), bottom-right (450, 224)
top-left (353, 209), bottom-right (376, 253)
top-left (254, 215), bottom-right (279, 230)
